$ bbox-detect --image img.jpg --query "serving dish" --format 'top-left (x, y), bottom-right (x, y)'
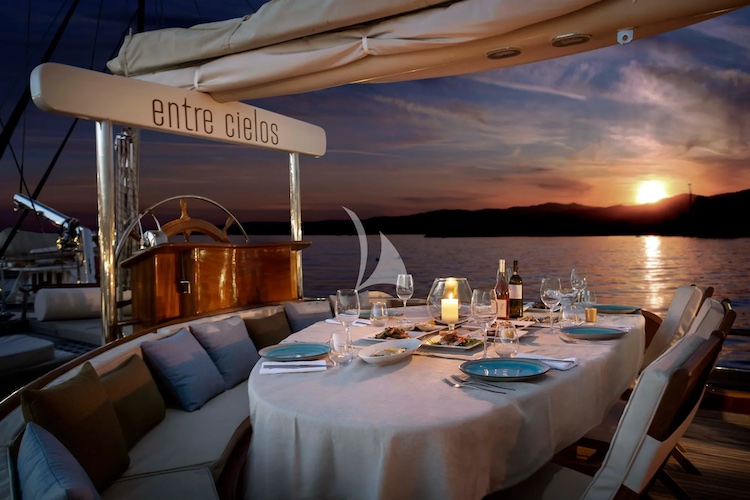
top-left (358, 339), bottom-right (421, 365)
top-left (258, 342), bottom-right (331, 361)
top-left (459, 358), bottom-right (549, 382)
top-left (560, 325), bottom-right (627, 340)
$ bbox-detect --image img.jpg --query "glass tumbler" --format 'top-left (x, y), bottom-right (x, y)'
top-left (370, 301), bottom-right (389, 327)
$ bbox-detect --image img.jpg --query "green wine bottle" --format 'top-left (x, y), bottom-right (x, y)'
top-left (509, 260), bottom-right (523, 318)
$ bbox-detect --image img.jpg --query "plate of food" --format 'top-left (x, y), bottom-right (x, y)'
top-left (420, 330), bottom-right (483, 350)
top-left (364, 324), bottom-right (446, 342)
top-left (359, 339), bottom-right (421, 365)
top-left (258, 342), bottom-right (331, 361)
top-left (593, 304), bottom-right (640, 314)
top-left (523, 301), bottom-right (561, 313)
top-left (560, 325), bottom-right (627, 340)
top-left (459, 358), bottom-right (550, 382)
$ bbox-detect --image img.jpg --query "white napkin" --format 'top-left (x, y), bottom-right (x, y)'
top-left (594, 324), bottom-right (633, 332)
top-left (325, 318), bottom-right (371, 326)
top-left (259, 360), bottom-right (328, 374)
top-left (515, 353), bottom-right (578, 370)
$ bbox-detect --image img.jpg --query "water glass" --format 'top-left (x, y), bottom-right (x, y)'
top-left (494, 326), bottom-right (519, 358)
top-left (329, 330), bottom-right (354, 366)
top-left (370, 301), bottom-right (389, 327)
top-left (333, 289), bottom-right (360, 361)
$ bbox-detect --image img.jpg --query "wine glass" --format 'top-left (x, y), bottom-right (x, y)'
top-left (332, 289), bottom-right (360, 365)
top-left (395, 274), bottom-right (414, 322)
top-left (570, 268), bottom-right (588, 303)
top-left (494, 325), bottom-right (519, 358)
top-left (471, 288), bottom-right (497, 359)
top-left (369, 301), bottom-right (389, 327)
top-left (540, 277), bottom-right (562, 331)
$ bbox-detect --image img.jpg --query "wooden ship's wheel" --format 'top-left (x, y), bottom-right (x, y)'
top-left (159, 198), bottom-right (237, 243)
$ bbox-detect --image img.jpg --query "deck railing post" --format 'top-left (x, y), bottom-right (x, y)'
top-left (96, 120), bottom-right (117, 343)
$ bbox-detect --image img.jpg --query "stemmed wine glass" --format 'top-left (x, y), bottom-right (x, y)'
top-left (332, 289), bottom-right (360, 364)
top-left (395, 274), bottom-right (414, 322)
top-left (471, 288), bottom-right (498, 359)
top-left (540, 278), bottom-right (562, 332)
top-left (570, 268), bottom-right (587, 302)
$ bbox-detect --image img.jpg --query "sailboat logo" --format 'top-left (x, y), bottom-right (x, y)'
top-left (343, 207), bottom-right (407, 290)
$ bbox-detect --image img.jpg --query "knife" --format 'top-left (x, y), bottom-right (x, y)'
top-left (263, 363), bottom-right (326, 369)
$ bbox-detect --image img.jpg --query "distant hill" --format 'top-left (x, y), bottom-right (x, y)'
top-left (239, 189), bottom-right (750, 238)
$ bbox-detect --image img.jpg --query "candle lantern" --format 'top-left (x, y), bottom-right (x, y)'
top-left (427, 277), bottom-right (472, 332)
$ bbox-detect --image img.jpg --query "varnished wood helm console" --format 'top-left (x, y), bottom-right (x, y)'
top-left (122, 241), bottom-right (310, 332)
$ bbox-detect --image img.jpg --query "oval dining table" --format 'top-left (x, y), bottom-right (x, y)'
top-left (244, 308), bottom-right (645, 500)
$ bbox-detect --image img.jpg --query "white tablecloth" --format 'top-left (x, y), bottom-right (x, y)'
top-left (244, 308), bottom-right (644, 500)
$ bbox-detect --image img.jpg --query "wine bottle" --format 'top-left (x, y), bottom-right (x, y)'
top-left (494, 259), bottom-right (510, 320)
top-left (509, 260), bottom-right (523, 318)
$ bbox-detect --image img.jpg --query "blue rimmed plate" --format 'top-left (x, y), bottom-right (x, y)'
top-left (560, 326), bottom-right (626, 340)
top-left (459, 358), bottom-right (549, 382)
top-left (594, 304), bottom-right (640, 314)
top-left (258, 343), bottom-right (330, 361)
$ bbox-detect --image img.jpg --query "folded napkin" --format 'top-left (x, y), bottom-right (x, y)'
top-left (515, 353), bottom-right (578, 370)
top-left (259, 360), bottom-right (328, 374)
top-left (325, 318), bottom-right (372, 326)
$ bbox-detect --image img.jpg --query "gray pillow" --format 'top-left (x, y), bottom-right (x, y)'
top-left (243, 312), bottom-right (293, 350)
top-left (284, 300), bottom-right (333, 332)
top-left (141, 328), bottom-right (225, 412)
top-left (17, 422), bottom-right (100, 500)
top-left (190, 316), bottom-right (260, 389)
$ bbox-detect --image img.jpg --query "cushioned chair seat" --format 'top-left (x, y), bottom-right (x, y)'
top-left (0, 335), bottom-right (55, 372)
top-left (121, 380), bottom-right (250, 481)
top-left (103, 467), bottom-right (219, 499)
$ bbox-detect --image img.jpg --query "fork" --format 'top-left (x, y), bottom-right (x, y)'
top-left (451, 375), bottom-right (515, 391)
top-left (442, 377), bottom-right (506, 394)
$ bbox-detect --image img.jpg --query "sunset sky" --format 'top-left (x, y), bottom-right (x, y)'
top-left (1, 1), bottom-right (749, 229)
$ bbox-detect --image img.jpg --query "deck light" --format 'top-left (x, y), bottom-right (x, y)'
top-left (486, 47), bottom-right (522, 60)
top-left (551, 32), bottom-right (591, 47)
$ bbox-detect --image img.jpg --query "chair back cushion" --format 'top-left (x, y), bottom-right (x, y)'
top-left (641, 285), bottom-right (703, 369)
top-left (583, 331), bottom-right (724, 498)
top-left (685, 297), bottom-right (731, 339)
top-left (243, 312), bottom-right (293, 349)
top-left (284, 300), bottom-right (333, 332)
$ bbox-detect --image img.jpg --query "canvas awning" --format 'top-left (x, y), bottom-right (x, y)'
top-left (109, 0), bottom-right (748, 100)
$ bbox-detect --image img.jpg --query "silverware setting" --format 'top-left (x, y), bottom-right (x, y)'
top-left (451, 374), bottom-right (515, 391)
top-left (442, 376), bottom-right (506, 394)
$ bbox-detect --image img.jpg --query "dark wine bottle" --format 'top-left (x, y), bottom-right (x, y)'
top-left (494, 259), bottom-right (510, 320)
top-left (508, 260), bottom-right (523, 318)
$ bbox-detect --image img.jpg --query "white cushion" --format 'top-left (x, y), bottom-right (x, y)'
top-left (583, 335), bottom-right (707, 498)
top-left (685, 297), bottom-right (726, 339)
top-left (0, 335), bottom-right (54, 372)
top-left (34, 287), bottom-right (102, 321)
top-left (641, 285), bottom-right (703, 369)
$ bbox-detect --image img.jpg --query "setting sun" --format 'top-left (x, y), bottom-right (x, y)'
top-left (635, 181), bottom-right (668, 205)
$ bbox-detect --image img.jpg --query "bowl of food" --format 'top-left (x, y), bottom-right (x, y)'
top-left (358, 338), bottom-right (421, 365)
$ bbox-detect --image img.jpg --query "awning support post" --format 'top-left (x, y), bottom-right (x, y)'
top-left (96, 120), bottom-right (117, 343)
top-left (289, 152), bottom-right (303, 298)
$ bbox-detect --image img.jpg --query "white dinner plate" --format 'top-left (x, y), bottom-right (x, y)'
top-left (359, 339), bottom-right (421, 365)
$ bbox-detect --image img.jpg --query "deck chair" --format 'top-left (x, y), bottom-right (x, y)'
top-left (556, 297), bottom-right (735, 496)
top-left (640, 285), bottom-right (706, 371)
top-left (499, 328), bottom-right (727, 500)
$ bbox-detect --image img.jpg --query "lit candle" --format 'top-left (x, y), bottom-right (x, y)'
top-left (441, 294), bottom-right (459, 325)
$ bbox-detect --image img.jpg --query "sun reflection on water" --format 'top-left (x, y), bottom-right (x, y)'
top-left (642, 236), bottom-right (666, 311)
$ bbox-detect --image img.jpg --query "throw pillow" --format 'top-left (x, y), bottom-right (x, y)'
top-left (141, 328), bottom-right (225, 412)
top-left (100, 354), bottom-right (166, 449)
top-left (17, 422), bottom-right (101, 500)
top-left (244, 311), bottom-right (293, 349)
top-left (20, 362), bottom-right (129, 492)
top-left (190, 316), bottom-right (260, 389)
top-left (283, 300), bottom-right (333, 333)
